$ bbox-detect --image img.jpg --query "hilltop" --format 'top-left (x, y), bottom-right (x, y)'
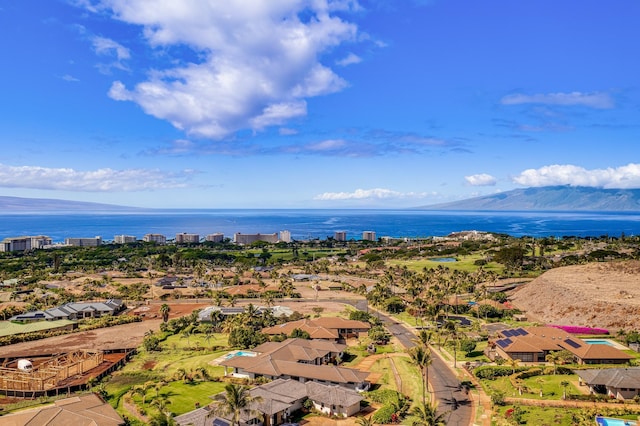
top-left (419, 186), bottom-right (640, 211)
top-left (510, 260), bottom-right (640, 330)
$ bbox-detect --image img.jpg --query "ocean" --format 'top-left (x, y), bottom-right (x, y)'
top-left (1, 210), bottom-right (639, 243)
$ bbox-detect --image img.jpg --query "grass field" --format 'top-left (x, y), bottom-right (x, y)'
top-left (386, 255), bottom-right (503, 273)
top-left (481, 374), bottom-right (581, 401)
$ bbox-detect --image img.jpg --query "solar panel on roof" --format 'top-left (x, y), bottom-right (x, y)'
top-left (502, 330), bottom-right (513, 337)
top-left (564, 339), bottom-right (582, 349)
top-left (496, 338), bottom-right (513, 348)
top-left (214, 418), bottom-right (231, 426)
top-left (517, 328), bottom-right (529, 336)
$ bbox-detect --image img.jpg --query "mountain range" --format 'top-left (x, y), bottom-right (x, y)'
top-left (1, 186), bottom-right (640, 211)
top-left (419, 186), bottom-right (640, 211)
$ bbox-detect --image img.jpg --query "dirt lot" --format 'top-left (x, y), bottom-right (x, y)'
top-left (510, 260), bottom-right (640, 331)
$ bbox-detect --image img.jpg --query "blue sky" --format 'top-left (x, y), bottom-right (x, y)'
top-left (0, 0), bottom-right (639, 208)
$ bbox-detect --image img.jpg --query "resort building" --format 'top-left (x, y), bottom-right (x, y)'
top-left (205, 233), bottom-right (225, 243)
top-left (334, 231), bottom-right (347, 241)
top-left (234, 232), bottom-right (279, 244)
top-left (486, 327), bottom-right (633, 365)
top-left (175, 232), bottom-right (200, 243)
top-left (143, 233), bottom-right (166, 244)
top-left (362, 231), bottom-right (376, 241)
top-left (0, 235), bottom-right (52, 252)
top-left (114, 235), bottom-right (136, 244)
top-left (279, 230), bottom-right (291, 243)
top-left (65, 236), bottom-right (102, 247)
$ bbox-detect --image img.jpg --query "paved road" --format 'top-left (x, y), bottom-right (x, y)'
top-left (375, 312), bottom-right (473, 426)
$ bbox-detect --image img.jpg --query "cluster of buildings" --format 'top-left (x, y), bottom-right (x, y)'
top-left (0, 229), bottom-right (383, 252)
top-left (8, 299), bottom-right (125, 323)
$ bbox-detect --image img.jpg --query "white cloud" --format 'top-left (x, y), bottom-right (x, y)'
top-left (0, 164), bottom-right (190, 191)
top-left (83, 0), bottom-right (360, 139)
top-left (336, 52), bottom-right (362, 66)
top-left (465, 173), bottom-right (497, 186)
top-left (279, 127), bottom-right (298, 136)
top-left (92, 36), bottom-right (130, 60)
top-left (501, 91), bottom-right (614, 109)
top-left (314, 188), bottom-right (428, 200)
top-left (61, 74), bottom-right (80, 82)
top-left (512, 164), bottom-right (640, 188)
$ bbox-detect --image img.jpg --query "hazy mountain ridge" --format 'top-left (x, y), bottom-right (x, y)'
top-left (420, 186), bottom-right (640, 211)
top-left (0, 196), bottom-right (141, 212)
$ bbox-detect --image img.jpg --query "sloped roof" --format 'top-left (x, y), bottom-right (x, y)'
top-left (262, 319), bottom-right (338, 339)
top-left (495, 327), bottom-right (632, 361)
top-left (569, 344), bottom-right (633, 360)
top-left (305, 381), bottom-right (363, 407)
top-left (575, 368), bottom-right (640, 388)
top-left (0, 393), bottom-right (123, 426)
top-left (221, 339), bottom-right (365, 385)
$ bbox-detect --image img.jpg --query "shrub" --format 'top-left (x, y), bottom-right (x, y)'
top-left (372, 404), bottom-right (397, 424)
top-left (547, 325), bottom-right (609, 335)
top-left (474, 365), bottom-right (529, 379)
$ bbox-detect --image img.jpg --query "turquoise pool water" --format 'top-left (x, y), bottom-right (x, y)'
top-left (596, 416), bottom-right (637, 426)
top-left (583, 339), bottom-right (615, 346)
top-left (224, 350), bottom-right (257, 360)
top-left (429, 257), bottom-right (457, 262)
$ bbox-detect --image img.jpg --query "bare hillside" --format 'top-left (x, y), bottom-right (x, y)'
top-left (510, 261), bottom-right (640, 331)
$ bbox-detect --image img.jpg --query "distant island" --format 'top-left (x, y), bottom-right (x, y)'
top-left (419, 186), bottom-right (640, 211)
top-left (2, 186), bottom-right (640, 212)
top-left (0, 196), bottom-right (143, 212)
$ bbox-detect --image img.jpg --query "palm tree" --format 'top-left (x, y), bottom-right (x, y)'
top-left (160, 303), bottom-right (170, 323)
top-left (545, 351), bottom-right (559, 374)
top-left (211, 383), bottom-right (263, 426)
top-left (560, 380), bottom-right (570, 400)
top-left (355, 416), bottom-right (374, 426)
top-left (408, 345), bottom-right (432, 406)
top-left (407, 401), bottom-right (448, 426)
top-left (506, 357), bottom-right (521, 375)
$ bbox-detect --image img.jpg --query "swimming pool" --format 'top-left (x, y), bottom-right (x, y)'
top-left (583, 339), bottom-right (628, 350)
top-left (584, 339), bottom-right (615, 346)
top-left (429, 257), bottom-right (457, 262)
top-left (596, 416), bottom-right (637, 426)
top-left (224, 350), bottom-right (257, 360)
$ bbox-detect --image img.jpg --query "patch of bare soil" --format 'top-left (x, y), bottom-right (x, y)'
top-left (510, 260), bottom-right (640, 331)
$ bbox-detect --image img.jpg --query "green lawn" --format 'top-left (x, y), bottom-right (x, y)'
top-left (481, 374), bottom-right (581, 400)
top-left (386, 255), bottom-right (504, 273)
top-left (493, 405), bottom-right (588, 426)
top-left (159, 380), bottom-right (227, 415)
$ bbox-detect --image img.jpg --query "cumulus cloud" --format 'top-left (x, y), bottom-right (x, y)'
top-left (79, 0), bottom-right (361, 139)
top-left (0, 164), bottom-right (190, 191)
top-left (512, 164), bottom-right (640, 189)
top-left (314, 188), bottom-right (428, 201)
top-left (501, 91), bottom-right (614, 109)
top-left (465, 173), bottom-right (497, 186)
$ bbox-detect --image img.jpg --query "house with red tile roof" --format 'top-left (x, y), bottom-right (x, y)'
top-left (220, 338), bottom-right (369, 389)
top-left (261, 317), bottom-right (370, 341)
top-left (486, 327), bottom-right (633, 365)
